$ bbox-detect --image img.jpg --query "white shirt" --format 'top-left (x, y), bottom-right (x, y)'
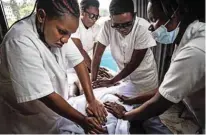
top-left (0, 14), bottom-right (83, 133)
top-left (159, 20), bottom-right (205, 103)
top-left (71, 19), bottom-right (101, 58)
top-left (97, 17), bottom-right (158, 92)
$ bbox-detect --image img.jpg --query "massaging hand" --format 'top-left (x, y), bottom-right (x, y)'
top-left (104, 101), bottom-right (127, 119)
top-left (82, 116), bottom-right (107, 134)
top-left (114, 93), bottom-right (134, 105)
top-left (86, 99), bottom-right (107, 125)
top-left (98, 67), bottom-right (113, 79)
top-left (92, 78), bottom-right (120, 89)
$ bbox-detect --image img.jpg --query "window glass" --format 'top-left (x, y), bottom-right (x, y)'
top-left (1, 0), bottom-right (35, 27)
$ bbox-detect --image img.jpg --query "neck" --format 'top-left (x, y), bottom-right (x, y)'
top-left (81, 18), bottom-right (89, 29)
top-left (35, 17), bottom-right (50, 49)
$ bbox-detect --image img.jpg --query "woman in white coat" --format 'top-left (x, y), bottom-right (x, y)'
top-left (0, 0), bottom-right (107, 133)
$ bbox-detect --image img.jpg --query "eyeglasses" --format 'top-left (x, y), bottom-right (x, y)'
top-left (111, 20), bottom-right (134, 29)
top-left (84, 10), bottom-right (100, 21)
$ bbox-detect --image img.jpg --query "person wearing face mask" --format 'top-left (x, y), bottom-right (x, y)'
top-left (0, 0), bottom-right (108, 133)
top-left (104, 0), bottom-right (205, 133)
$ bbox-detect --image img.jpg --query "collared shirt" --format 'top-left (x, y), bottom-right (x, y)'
top-left (159, 20), bottom-right (205, 103)
top-left (97, 17), bottom-right (158, 93)
top-left (71, 19), bottom-right (101, 58)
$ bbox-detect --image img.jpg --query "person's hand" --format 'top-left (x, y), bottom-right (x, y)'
top-left (114, 93), bottom-right (134, 105)
top-left (81, 116), bottom-right (108, 134)
top-left (86, 99), bottom-right (107, 125)
top-left (104, 101), bottom-right (127, 119)
top-left (98, 67), bottom-right (113, 79)
top-left (92, 78), bottom-right (120, 89)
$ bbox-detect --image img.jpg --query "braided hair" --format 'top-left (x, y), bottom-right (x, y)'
top-left (80, 0), bottom-right (100, 11)
top-left (37, 0), bottom-right (80, 18)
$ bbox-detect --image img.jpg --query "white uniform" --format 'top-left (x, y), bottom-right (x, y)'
top-left (97, 17), bottom-right (158, 93)
top-left (159, 20), bottom-right (205, 103)
top-left (0, 14), bottom-right (83, 133)
top-left (71, 19), bottom-right (101, 58)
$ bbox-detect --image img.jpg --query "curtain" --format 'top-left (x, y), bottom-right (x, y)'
top-left (134, 0), bottom-right (174, 84)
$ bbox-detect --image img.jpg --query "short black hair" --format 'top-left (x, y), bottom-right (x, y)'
top-left (37, 0), bottom-right (80, 18)
top-left (149, 0), bottom-right (205, 22)
top-left (80, 0), bottom-right (100, 11)
top-left (109, 0), bottom-right (134, 15)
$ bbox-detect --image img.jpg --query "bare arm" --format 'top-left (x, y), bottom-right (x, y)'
top-left (111, 49), bottom-right (147, 84)
top-left (91, 42), bottom-right (106, 81)
top-left (72, 38), bottom-right (92, 71)
top-left (40, 92), bottom-right (107, 133)
top-left (40, 92), bottom-right (86, 126)
top-left (74, 61), bottom-right (107, 124)
top-left (116, 88), bottom-right (158, 105)
top-left (124, 92), bottom-right (173, 121)
top-left (74, 61), bottom-right (95, 103)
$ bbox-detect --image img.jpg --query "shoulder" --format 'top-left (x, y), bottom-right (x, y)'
top-left (176, 45), bottom-right (205, 62)
top-left (3, 19), bottom-right (37, 46)
top-left (134, 17), bottom-right (150, 29)
top-left (102, 19), bottom-right (112, 29)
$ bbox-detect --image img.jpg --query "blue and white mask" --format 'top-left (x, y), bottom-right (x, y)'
top-left (151, 10), bottom-right (181, 44)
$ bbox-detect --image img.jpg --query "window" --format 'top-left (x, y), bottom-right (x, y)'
top-left (1, 0), bottom-right (118, 72)
top-left (1, 0), bottom-right (36, 27)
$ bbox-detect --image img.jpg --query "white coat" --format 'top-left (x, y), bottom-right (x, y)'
top-left (0, 14), bottom-right (83, 133)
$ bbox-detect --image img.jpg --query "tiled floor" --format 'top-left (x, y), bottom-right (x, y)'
top-left (159, 103), bottom-right (200, 134)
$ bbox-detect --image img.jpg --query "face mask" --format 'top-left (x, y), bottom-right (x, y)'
top-left (151, 23), bottom-right (180, 44)
top-left (151, 8), bottom-right (180, 44)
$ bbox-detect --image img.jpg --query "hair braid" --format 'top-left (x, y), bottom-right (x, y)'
top-left (37, 0), bottom-right (80, 18)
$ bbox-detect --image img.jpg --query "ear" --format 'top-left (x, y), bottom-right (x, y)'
top-left (36, 9), bottom-right (46, 23)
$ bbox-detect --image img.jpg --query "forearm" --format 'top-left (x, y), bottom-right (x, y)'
top-left (80, 48), bottom-right (92, 70)
top-left (112, 49), bottom-right (147, 83)
top-left (91, 42), bottom-right (106, 81)
top-left (91, 56), bottom-right (101, 81)
top-left (40, 92), bottom-right (86, 125)
top-left (72, 38), bottom-right (92, 70)
top-left (129, 88), bottom-right (158, 104)
top-left (124, 92), bottom-right (173, 121)
top-left (75, 62), bottom-right (95, 103)
top-left (111, 62), bottom-right (138, 83)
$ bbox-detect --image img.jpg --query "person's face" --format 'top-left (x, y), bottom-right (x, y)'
top-left (82, 6), bottom-right (99, 28)
top-left (111, 12), bottom-right (134, 36)
top-left (37, 9), bottom-right (79, 48)
top-left (147, 2), bottom-right (179, 32)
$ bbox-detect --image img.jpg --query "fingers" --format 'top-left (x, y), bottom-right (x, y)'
top-left (96, 109), bottom-right (103, 125)
top-left (92, 117), bottom-right (101, 127)
top-left (92, 81), bottom-right (102, 89)
top-left (104, 102), bottom-right (114, 110)
top-left (86, 108), bottom-right (94, 117)
top-left (100, 67), bottom-right (109, 72)
top-left (114, 93), bottom-right (123, 101)
top-left (98, 106), bottom-right (107, 124)
top-left (114, 82), bottom-right (120, 86)
top-left (90, 120), bottom-right (107, 133)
